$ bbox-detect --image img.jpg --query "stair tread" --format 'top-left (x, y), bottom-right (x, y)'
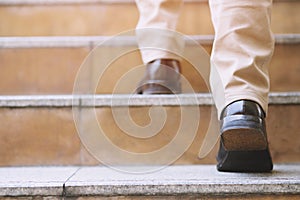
top-left (0, 0), bottom-right (294, 6)
top-left (1, 165), bottom-right (299, 197)
top-left (0, 34), bottom-right (299, 48)
top-left (0, 0), bottom-right (136, 5)
top-left (0, 92), bottom-right (299, 107)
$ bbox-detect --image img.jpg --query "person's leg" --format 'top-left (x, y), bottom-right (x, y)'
top-left (209, 0), bottom-right (274, 117)
top-left (135, 0), bottom-right (184, 94)
top-left (135, 0), bottom-right (184, 63)
top-left (209, 0), bottom-right (274, 172)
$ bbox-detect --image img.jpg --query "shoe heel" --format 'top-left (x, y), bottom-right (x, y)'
top-left (221, 115), bottom-right (268, 151)
top-left (217, 142), bottom-right (273, 173)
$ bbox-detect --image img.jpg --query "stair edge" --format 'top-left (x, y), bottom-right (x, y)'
top-left (0, 92), bottom-right (299, 108)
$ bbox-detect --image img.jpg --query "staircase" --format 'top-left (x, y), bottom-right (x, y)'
top-left (0, 0), bottom-right (299, 199)
top-left (1, 165), bottom-right (300, 199)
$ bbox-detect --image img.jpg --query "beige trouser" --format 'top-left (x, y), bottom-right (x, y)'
top-left (135, 0), bottom-right (275, 118)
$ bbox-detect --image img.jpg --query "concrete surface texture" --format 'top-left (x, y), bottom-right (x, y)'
top-left (0, 165), bottom-right (299, 198)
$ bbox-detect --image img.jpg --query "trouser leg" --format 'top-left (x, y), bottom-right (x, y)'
top-left (208, 0), bottom-right (275, 118)
top-left (135, 0), bottom-right (184, 64)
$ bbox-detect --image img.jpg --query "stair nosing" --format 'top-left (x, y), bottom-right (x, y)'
top-left (0, 0), bottom-right (207, 6)
top-left (0, 34), bottom-right (299, 49)
top-left (0, 0), bottom-right (295, 6)
top-left (0, 0), bottom-right (136, 6)
top-left (0, 92), bottom-right (299, 108)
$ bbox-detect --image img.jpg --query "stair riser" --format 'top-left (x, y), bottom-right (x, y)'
top-left (0, 47), bottom-right (90, 95)
top-left (0, 1), bottom-right (299, 36)
top-left (0, 104), bottom-right (299, 166)
top-left (0, 44), bottom-right (299, 95)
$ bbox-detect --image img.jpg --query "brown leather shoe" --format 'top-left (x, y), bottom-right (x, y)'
top-left (136, 59), bottom-right (182, 94)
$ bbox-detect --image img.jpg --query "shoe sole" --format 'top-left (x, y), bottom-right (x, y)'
top-left (217, 114), bottom-right (273, 172)
top-left (221, 115), bottom-right (267, 151)
top-left (217, 148), bottom-right (273, 172)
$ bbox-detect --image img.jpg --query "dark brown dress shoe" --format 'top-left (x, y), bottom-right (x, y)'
top-left (217, 100), bottom-right (273, 172)
top-left (136, 59), bottom-right (181, 94)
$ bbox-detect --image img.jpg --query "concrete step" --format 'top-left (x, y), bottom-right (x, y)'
top-left (0, 92), bottom-right (299, 166)
top-left (0, 0), bottom-right (299, 36)
top-left (0, 34), bottom-right (299, 95)
top-left (0, 165), bottom-right (299, 199)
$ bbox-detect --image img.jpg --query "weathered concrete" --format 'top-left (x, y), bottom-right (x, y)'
top-left (0, 92), bottom-right (299, 108)
top-left (64, 165), bottom-right (300, 197)
top-left (0, 167), bottom-right (79, 196)
top-left (1, 165), bottom-right (299, 198)
top-left (0, 35), bottom-right (297, 48)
